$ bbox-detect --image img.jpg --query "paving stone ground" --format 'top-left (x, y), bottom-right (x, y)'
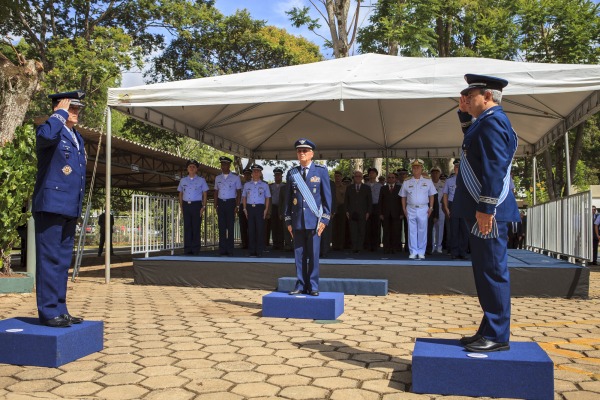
top-left (0, 260), bottom-right (599, 399)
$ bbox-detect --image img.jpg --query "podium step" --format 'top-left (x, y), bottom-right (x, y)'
top-left (262, 291), bottom-right (344, 320)
top-left (277, 277), bottom-right (387, 296)
top-left (0, 317), bottom-right (104, 367)
top-left (412, 338), bottom-right (553, 399)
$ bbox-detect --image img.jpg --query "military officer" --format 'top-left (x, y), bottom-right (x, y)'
top-left (399, 159), bottom-right (436, 260)
top-left (214, 156), bottom-right (242, 256)
top-left (267, 167), bottom-right (285, 250)
top-left (285, 138), bottom-right (332, 296)
top-left (443, 159), bottom-right (469, 259)
top-left (238, 167), bottom-right (252, 249)
top-left (32, 91), bottom-right (87, 327)
top-left (429, 167), bottom-right (445, 254)
top-left (242, 164), bottom-right (271, 257)
top-left (454, 74), bottom-right (520, 352)
top-left (178, 160), bottom-right (209, 255)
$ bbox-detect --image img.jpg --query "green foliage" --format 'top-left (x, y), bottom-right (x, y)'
top-left (148, 9), bottom-right (322, 82)
top-left (0, 125), bottom-right (37, 274)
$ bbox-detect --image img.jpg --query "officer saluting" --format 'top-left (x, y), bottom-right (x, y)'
top-left (32, 91), bottom-right (87, 327)
top-left (285, 139), bottom-right (332, 296)
top-left (214, 156), bottom-right (242, 256)
top-left (242, 164), bottom-right (271, 257)
top-left (454, 74), bottom-right (520, 352)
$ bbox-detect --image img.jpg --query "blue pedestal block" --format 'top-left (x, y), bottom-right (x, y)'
top-left (262, 291), bottom-right (344, 320)
top-left (0, 317), bottom-right (104, 367)
top-left (277, 277), bottom-right (387, 296)
top-left (412, 338), bottom-right (554, 400)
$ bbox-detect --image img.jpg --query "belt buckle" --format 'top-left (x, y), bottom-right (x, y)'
top-left (251, 204), bottom-right (256, 207)
top-left (187, 201), bottom-right (191, 204)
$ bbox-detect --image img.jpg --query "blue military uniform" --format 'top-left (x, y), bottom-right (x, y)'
top-left (32, 91), bottom-right (87, 326)
top-left (242, 164), bottom-right (271, 257)
top-left (214, 156), bottom-right (242, 255)
top-left (454, 74), bottom-right (520, 347)
top-left (178, 160), bottom-right (209, 255)
top-left (284, 139), bottom-right (332, 295)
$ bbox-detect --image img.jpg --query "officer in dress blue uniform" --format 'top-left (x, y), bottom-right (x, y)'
top-left (453, 74), bottom-right (520, 352)
top-left (285, 139), bottom-right (332, 296)
top-left (178, 160), bottom-right (209, 255)
top-left (32, 91), bottom-right (87, 327)
top-left (242, 164), bottom-right (271, 257)
top-left (442, 159), bottom-right (469, 259)
top-left (214, 156), bottom-right (242, 256)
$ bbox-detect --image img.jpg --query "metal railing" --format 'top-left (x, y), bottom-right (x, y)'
top-left (131, 195), bottom-right (232, 256)
top-left (131, 195), bottom-right (183, 256)
top-left (526, 191), bottom-right (592, 263)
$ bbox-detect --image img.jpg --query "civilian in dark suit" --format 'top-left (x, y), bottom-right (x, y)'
top-left (320, 178), bottom-right (336, 258)
top-left (345, 171), bottom-right (372, 253)
top-left (379, 172), bottom-right (402, 254)
top-left (507, 220), bottom-right (523, 249)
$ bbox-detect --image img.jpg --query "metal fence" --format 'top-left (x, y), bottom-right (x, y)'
top-left (526, 191), bottom-right (592, 263)
top-left (131, 194), bottom-right (227, 256)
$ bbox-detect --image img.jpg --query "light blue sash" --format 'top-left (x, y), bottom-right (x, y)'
top-left (291, 167), bottom-right (323, 225)
top-left (459, 128), bottom-right (518, 239)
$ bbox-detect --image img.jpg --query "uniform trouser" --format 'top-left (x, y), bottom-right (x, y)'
top-left (407, 206), bottom-right (428, 256)
top-left (293, 228), bottom-right (321, 292)
top-left (98, 229), bottom-right (113, 255)
top-left (331, 204), bottom-right (346, 250)
top-left (466, 218), bottom-right (511, 343)
top-left (449, 202), bottom-right (469, 257)
top-left (320, 220), bottom-right (332, 256)
top-left (365, 204), bottom-right (381, 250)
top-left (217, 198), bottom-right (236, 254)
top-left (381, 215), bottom-right (400, 252)
top-left (238, 208), bottom-right (248, 248)
top-left (34, 212), bottom-right (77, 322)
top-left (593, 235), bottom-right (599, 264)
top-left (433, 211), bottom-right (445, 251)
top-left (182, 201), bottom-right (202, 254)
top-left (269, 205), bottom-right (283, 249)
top-left (247, 204), bottom-right (265, 256)
top-left (349, 215), bottom-right (367, 252)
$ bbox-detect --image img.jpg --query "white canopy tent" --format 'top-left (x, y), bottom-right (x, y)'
top-left (100, 54), bottom-right (600, 281)
top-left (108, 53), bottom-right (600, 160)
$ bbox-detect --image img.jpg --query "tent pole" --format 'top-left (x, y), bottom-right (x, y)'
top-left (532, 156), bottom-right (537, 206)
top-left (564, 133), bottom-right (571, 196)
top-left (105, 108), bottom-right (112, 284)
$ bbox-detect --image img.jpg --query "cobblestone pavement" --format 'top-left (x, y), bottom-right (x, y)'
top-left (0, 262), bottom-right (599, 400)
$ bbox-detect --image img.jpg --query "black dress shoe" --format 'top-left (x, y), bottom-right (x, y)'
top-left (309, 291), bottom-right (319, 296)
top-left (43, 315), bottom-right (72, 328)
top-left (289, 289), bottom-right (303, 295)
top-left (62, 314), bottom-right (84, 324)
top-left (465, 337), bottom-right (510, 352)
top-left (459, 333), bottom-right (482, 346)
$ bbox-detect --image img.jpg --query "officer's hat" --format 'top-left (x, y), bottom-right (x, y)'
top-left (430, 166), bottom-right (441, 173)
top-left (460, 74), bottom-right (508, 95)
top-left (342, 177), bottom-right (352, 183)
top-left (397, 168), bottom-right (408, 174)
top-left (273, 167), bottom-right (284, 175)
top-left (453, 159), bottom-right (461, 165)
top-left (186, 159), bottom-right (199, 168)
top-left (250, 164), bottom-right (263, 171)
top-left (243, 167), bottom-right (252, 174)
top-left (367, 167), bottom-right (378, 175)
top-left (410, 159), bottom-right (424, 167)
top-left (219, 156), bottom-right (233, 164)
top-left (440, 173), bottom-right (448, 180)
top-left (48, 91), bottom-right (86, 108)
top-left (295, 138), bottom-right (316, 150)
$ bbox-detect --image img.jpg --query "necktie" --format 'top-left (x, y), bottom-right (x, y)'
top-left (302, 167), bottom-right (307, 180)
top-left (70, 130), bottom-right (79, 150)
top-left (356, 184), bottom-right (359, 192)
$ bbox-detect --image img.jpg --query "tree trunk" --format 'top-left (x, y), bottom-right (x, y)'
top-left (352, 158), bottom-right (364, 173)
top-left (373, 158), bottom-right (383, 176)
top-left (0, 53), bottom-right (43, 145)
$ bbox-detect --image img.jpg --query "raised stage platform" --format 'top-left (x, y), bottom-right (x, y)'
top-left (133, 249), bottom-right (589, 298)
